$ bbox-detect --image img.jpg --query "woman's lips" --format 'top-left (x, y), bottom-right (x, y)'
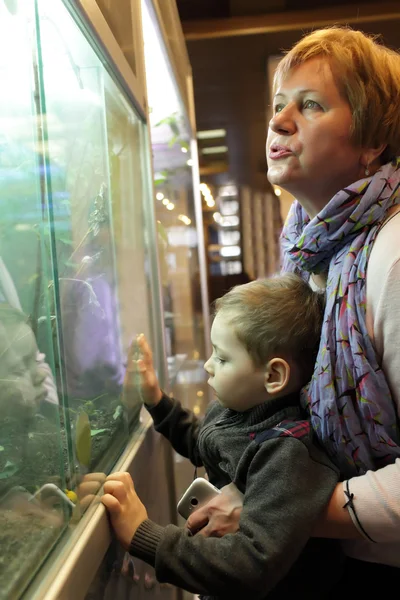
top-left (269, 145), bottom-right (293, 159)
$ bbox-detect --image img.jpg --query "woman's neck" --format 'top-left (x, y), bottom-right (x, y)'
top-left (293, 190), bottom-right (332, 220)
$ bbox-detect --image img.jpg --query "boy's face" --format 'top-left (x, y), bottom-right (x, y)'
top-left (204, 311), bottom-right (268, 412)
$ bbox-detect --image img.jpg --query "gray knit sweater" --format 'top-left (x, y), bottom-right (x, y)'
top-left (129, 393), bottom-right (340, 599)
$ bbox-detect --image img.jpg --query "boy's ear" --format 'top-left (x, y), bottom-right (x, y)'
top-left (264, 358), bottom-right (290, 395)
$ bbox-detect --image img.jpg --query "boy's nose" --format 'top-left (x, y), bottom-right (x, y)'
top-left (204, 357), bottom-right (213, 375)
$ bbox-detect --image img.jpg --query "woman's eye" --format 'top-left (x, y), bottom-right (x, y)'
top-left (303, 99), bottom-right (320, 110)
top-left (274, 103), bottom-right (285, 114)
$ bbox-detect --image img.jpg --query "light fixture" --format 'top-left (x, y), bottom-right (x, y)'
top-left (162, 198), bottom-right (170, 206)
top-left (156, 192), bottom-right (164, 200)
top-left (201, 146), bottom-right (228, 155)
top-left (220, 215), bottom-right (240, 227)
top-left (197, 129), bottom-right (227, 140)
top-left (219, 184), bottom-right (238, 197)
top-left (220, 246), bottom-right (241, 257)
top-left (166, 202), bottom-right (175, 211)
top-left (200, 182), bottom-right (216, 207)
top-left (178, 214), bottom-right (191, 225)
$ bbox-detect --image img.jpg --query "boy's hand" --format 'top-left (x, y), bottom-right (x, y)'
top-left (123, 334), bottom-right (162, 408)
top-left (101, 472), bottom-right (148, 550)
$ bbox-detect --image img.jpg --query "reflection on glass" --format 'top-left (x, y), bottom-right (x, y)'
top-left (0, 0), bottom-right (154, 595)
top-left (142, 1), bottom-right (206, 388)
top-left (36, 0), bottom-right (153, 475)
top-left (0, 3), bottom-right (67, 597)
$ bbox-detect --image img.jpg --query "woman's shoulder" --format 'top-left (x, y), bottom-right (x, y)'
top-left (368, 208), bottom-right (400, 285)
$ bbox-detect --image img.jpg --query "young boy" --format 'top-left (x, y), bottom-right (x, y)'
top-left (102, 274), bottom-right (340, 599)
top-left (0, 303), bottom-right (48, 419)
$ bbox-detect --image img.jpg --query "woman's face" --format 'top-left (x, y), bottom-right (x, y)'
top-left (267, 58), bottom-right (366, 214)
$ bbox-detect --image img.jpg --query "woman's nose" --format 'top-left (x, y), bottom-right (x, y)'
top-left (269, 105), bottom-right (296, 135)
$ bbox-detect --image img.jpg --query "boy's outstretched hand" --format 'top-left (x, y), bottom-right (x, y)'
top-left (102, 472), bottom-right (148, 550)
top-left (122, 333), bottom-right (163, 408)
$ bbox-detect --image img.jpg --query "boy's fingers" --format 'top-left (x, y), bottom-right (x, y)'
top-left (138, 335), bottom-right (154, 365)
top-left (103, 480), bottom-right (128, 502)
top-left (137, 359), bottom-right (146, 373)
top-left (101, 493), bottom-right (122, 513)
top-left (126, 339), bottom-right (137, 363)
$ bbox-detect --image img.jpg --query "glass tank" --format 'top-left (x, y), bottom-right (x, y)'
top-left (142, 0), bottom-right (208, 399)
top-left (0, 0), bottom-right (157, 597)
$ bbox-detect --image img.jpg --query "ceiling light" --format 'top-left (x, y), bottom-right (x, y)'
top-left (156, 192), bottom-right (164, 200)
top-left (197, 129), bottom-right (227, 140)
top-left (166, 202), bottom-right (175, 211)
top-left (162, 198), bottom-right (170, 205)
top-left (201, 146), bottom-right (228, 155)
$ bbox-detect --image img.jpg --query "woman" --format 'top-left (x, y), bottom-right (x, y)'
top-left (187, 27), bottom-right (400, 590)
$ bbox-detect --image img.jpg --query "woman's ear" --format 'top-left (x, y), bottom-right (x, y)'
top-left (361, 144), bottom-right (387, 171)
top-left (264, 358), bottom-right (290, 395)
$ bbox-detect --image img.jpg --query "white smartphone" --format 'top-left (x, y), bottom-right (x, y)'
top-left (177, 477), bottom-right (221, 519)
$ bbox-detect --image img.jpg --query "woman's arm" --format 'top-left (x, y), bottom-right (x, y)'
top-left (313, 236), bottom-right (400, 543)
top-left (312, 482), bottom-right (360, 539)
top-left (340, 219), bottom-right (400, 543)
top-left (315, 223), bottom-right (400, 543)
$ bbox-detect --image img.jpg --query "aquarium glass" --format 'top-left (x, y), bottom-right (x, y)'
top-left (0, 0), bottom-right (155, 596)
top-left (142, 0), bottom-right (207, 396)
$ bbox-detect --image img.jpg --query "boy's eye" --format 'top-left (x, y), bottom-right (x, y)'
top-left (215, 357), bottom-right (226, 365)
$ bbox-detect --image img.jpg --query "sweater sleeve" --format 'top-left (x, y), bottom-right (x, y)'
top-left (345, 256), bottom-right (400, 542)
top-left (147, 394), bottom-right (203, 466)
top-left (129, 437), bottom-right (338, 598)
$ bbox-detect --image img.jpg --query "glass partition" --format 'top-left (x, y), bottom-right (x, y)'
top-left (142, 0), bottom-right (207, 396)
top-left (0, 0), bottom-right (157, 597)
top-left (0, 3), bottom-right (66, 598)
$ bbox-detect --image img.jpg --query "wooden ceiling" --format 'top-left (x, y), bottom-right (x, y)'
top-left (176, 1), bottom-right (400, 191)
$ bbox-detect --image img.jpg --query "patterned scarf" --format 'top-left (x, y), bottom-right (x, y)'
top-left (281, 157), bottom-right (400, 478)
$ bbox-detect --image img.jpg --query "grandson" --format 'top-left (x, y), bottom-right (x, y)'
top-left (102, 273), bottom-right (340, 599)
top-left (0, 303), bottom-right (48, 419)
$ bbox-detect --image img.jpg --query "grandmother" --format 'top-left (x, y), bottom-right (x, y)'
top-left (188, 27), bottom-right (400, 592)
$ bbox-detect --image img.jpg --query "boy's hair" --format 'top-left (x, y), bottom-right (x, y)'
top-left (273, 26), bottom-right (400, 164)
top-left (214, 273), bottom-right (324, 385)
